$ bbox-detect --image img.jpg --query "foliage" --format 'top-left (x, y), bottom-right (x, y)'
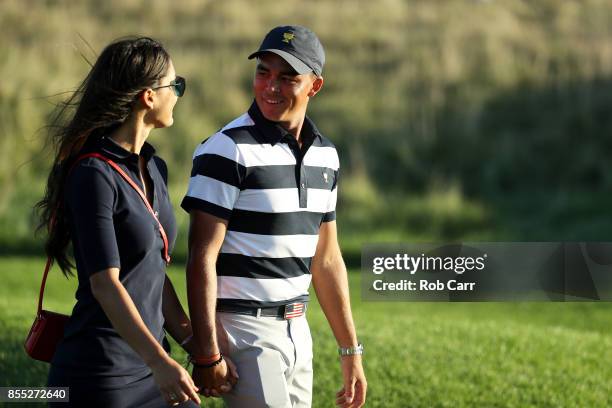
top-left (2, 1), bottom-right (612, 253)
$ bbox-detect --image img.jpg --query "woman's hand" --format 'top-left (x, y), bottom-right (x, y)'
top-left (150, 354), bottom-right (201, 406)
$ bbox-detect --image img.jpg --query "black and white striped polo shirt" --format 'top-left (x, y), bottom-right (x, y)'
top-left (181, 102), bottom-right (339, 308)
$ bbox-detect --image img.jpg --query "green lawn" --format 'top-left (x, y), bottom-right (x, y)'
top-left (1, 256), bottom-right (611, 407)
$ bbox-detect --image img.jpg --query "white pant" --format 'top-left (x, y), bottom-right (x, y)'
top-left (217, 312), bottom-right (313, 408)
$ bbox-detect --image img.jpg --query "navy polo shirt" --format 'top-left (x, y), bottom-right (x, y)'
top-left (51, 136), bottom-right (177, 386)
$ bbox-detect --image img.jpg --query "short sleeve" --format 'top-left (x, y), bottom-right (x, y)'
top-left (66, 163), bottom-right (120, 276)
top-left (153, 156), bottom-right (168, 185)
top-left (322, 168), bottom-right (338, 222)
top-left (181, 132), bottom-right (246, 220)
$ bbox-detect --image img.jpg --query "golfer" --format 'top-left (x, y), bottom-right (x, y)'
top-left (182, 25), bottom-right (367, 407)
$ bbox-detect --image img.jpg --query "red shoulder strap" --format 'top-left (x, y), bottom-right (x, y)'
top-left (74, 153), bottom-right (171, 264)
top-left (37, 152), bottom-right (171, 314)
top-left (36, 257), bottom-right (54, 315)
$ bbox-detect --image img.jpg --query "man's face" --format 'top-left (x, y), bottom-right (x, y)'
top-left (253, 52), bottom-right (323, 130)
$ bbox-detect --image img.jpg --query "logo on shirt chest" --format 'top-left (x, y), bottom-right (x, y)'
top-left (323, 171), bottom-right (329, 184)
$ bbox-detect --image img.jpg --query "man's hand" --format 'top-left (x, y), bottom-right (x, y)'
top-left (311, 221), bottom-right (367, 407)
top-left (186, 210), bottom-right (234, 398)
top-left (335, 355), bottom-right (367, 408)
top-left (192, 356), bottom-right (239, 398)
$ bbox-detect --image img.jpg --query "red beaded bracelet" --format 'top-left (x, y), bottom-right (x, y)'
top-left (190, 354), bottom-right (224, 368)
top-left (190, 353), bottom-right (221, 366)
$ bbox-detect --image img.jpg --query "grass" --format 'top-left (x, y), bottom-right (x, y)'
top-left (1, 256), bottom-right (611, 407)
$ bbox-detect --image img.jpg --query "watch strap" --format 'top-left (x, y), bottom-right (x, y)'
top-left (338, 343), bottom-right (364, 356)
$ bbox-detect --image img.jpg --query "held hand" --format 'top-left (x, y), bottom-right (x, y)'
top-left (224, 355), bottom-right (240, 386)
top-left (150, 355), bottom-right (201, 406)
top-left (335, 355), bottom-right (367, 408)
top-left (192, 356), bottom-right (239, 398)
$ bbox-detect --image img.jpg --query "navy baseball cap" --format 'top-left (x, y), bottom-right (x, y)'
top-left (248, 25), bottom-right (325, 76)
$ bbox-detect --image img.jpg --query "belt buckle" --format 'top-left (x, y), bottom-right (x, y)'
top-left (283, 302), bottom-right (305, 319)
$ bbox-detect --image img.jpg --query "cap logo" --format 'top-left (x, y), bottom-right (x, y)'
top-left (282, 32), bottom-right (295, 43)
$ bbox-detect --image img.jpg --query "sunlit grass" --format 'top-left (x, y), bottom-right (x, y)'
top-left (1, 257), bottom-right (611, 407)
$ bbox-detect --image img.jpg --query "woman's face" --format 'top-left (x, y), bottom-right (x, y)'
top-left (149, 60), bottom-right (179, 128)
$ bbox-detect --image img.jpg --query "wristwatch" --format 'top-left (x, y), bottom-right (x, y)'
top-left (338, 343), bottom-right (364, 356)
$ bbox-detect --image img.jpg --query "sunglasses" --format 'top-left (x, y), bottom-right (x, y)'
top-left (152, 76), bottom-right (186, 97)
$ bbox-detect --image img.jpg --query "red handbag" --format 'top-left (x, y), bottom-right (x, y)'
top-left (24, 257), bottom-right (69, 362)
top-left (24, 153), bottom-right (171, 362)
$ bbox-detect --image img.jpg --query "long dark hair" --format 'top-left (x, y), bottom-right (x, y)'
top-left (36, 36), bottom-right (171, 276)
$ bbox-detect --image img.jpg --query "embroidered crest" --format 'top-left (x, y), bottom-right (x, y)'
top-left (282, 32), bottom-right (295, 43)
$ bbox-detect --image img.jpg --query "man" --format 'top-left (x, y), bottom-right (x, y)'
top-left (182, 25), bottom-right (367, 408)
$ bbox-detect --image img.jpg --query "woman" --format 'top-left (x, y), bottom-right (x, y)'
top-left (37, 37), bottom-right (200, 407)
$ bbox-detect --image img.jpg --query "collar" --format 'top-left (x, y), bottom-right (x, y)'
top-left (247, 100), bottom-right (323, 146)
top-left (86, 136), bottom-right (156, 165)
